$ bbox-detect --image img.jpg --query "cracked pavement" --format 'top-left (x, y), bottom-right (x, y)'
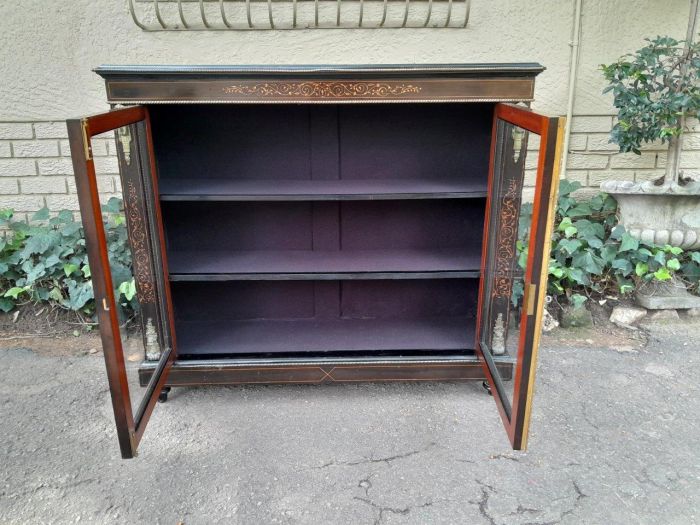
top-left (1, 319), bottom-right (699, 524)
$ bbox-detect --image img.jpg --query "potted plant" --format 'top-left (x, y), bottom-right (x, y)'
top-left (599, 27), bottom-right (700, 309)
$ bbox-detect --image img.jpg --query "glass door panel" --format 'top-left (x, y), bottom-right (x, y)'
top-left (477, 103), bottom-right (564, 450)
top-left (67, 107), bottom-right (176, 458)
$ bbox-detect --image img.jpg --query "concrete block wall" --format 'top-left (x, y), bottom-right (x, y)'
top-left (565, 116), bottom-right (700, 188)
top-left (0, 122), bottom-right (120, 222)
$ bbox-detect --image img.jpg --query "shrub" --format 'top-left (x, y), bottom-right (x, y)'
top-left (516, 180), bottom-right (700, 308)
top-left (0, 199), bottom-right (137, 319)
top-left (601, 35), bottom-right (700, 156)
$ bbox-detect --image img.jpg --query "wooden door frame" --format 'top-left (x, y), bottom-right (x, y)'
top-left (67, 106), bottom-right (177, 458)
top-left (476, 103), bottom-right (565, 450)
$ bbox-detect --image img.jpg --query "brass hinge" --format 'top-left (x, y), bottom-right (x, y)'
top-left (80, 119), bottom-right (93, 161)
top-left (525, 283), bottom-right (537, 316)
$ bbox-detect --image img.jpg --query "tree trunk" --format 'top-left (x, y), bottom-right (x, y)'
top-left (665, 133), bottom-right (681, 186)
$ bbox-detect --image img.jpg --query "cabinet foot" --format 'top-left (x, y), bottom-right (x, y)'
top-left (158, 387), bottom-right (171, 403)
top-left (481, 381), bottom-right (492, 396)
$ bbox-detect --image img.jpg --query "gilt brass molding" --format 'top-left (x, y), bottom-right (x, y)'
top-left (222, 81), bottom-right (422, 98)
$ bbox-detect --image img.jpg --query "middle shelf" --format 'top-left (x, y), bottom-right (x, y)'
top-left (158, 177), bottom-right (487, 201)
top-left (168, 248), bottom-right (481, 280)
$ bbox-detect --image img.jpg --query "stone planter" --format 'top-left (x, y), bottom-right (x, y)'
top-left (601, 179), bottom-right (700, 309)
top-left (600, 180), bottom-right (700, 249)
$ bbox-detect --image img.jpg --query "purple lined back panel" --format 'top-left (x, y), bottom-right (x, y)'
top-left (171, 279), bottom-right (477, 321)
top-left (150, 105), bottom-right (313, 180)
top-left (149, 103), bottom-right (492, 185)
top-left (170, 280), bottom-right (478, 355)
top-left (338, 104), bottom-right (492, 181)
top-left (162, 200), bottom-right (484, 252)
top-left (150, 103), bottom-right (492, 356)
top-left (174, 318), bottom-right (475, 355)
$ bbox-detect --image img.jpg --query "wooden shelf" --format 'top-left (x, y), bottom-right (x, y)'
top-left (168, 248), bottom-right (481, 280)
top-left (174, 317), bottom-right (476, 356)
top-left (159, 178), bottom-right (487, 201)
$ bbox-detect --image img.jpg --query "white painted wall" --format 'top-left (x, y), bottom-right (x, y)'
top-left (0, 0), bottom-right (688, 119)
top-left (0, 0), bottom-right (695, 215)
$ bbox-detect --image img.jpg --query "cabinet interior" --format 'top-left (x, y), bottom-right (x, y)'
top-left (149, 103), bottom-right (494, 359)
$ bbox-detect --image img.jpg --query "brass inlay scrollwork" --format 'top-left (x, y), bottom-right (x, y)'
top-left (222, 81), bottom-right (422, 98)
top-left (124, 180), bottom-right (155, 303)
top-left (493, 179), bottom-right (519, 298)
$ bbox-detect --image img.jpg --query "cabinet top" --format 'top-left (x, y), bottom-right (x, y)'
top-left (95, 63), bottom-right (544, 104)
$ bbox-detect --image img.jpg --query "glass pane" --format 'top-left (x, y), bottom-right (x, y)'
top-left (479, 120), bottom-right (541, 420)
top-left (94, 123), bottom-right (170, 426)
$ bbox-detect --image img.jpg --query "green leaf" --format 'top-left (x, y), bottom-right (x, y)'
top-left (558, 238), bottom-right (582, 255)
top-left (4, 286), bottom-right (28, 299)
top-left (0, 297), bottom-right (14, 312)
top-left (574, 220), bottom-right (605, 241)
top-left (653, 267), bottom-right (672, 281)
top-left (102, 197), bottom-right (122, 214)
top-left (612, 258), bottom-right (633, 275)
top-left (667, 258), bottom-right (681, 271)
top-left (67, 280), bottom-right (93, 310)
top-left (26, 262), bottom-right (46, 284)
top-left (587, 238), bottom-right (604, 249)
top-left (572, 250), bottom-right (605, 275)
top-left (691, 252), bottom-right (700, 264)
top-left (558, 179), bottom-right (582, 197)
top-left (31, 207), bottom-right (50, 221)
top-left (63, 263), bottom-right (79, 277)
top-left (81, 264), bottom-right (91, 278)
top-left (567, 204), bottom-right (593, 217)
top-left (44, 254), bottom-right (61, 268)
top-left (619, 233), bottom-right (639, 252)
top-left (566, 267), bottom-right (589, 285)
top-left (564, 226), bottom-right (578, 238)
top-left (49, 287), bottom-right (64, 302)
top-left (558, 217), bottom-right (573, 231)
top-left (549, 265), bottom-right (565, 278)
top-left (570, 294), bottom-right (587, 309)
top-left (118, 279), bottom-right (137, 301)
top-left (635, 262), bottom-right (649, 277)
top-left (19, 231), bottom-right (59, 261)
top-left (600, 245), bottom-right (619, 263)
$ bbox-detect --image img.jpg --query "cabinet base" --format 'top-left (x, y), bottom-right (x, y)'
top-left (138, 355), bottom-right (513, 387)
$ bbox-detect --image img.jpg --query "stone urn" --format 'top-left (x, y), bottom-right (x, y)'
top-left (601, 178), bottom-right (700, 309)
top-left (600, 180), bottom-right (700, 249)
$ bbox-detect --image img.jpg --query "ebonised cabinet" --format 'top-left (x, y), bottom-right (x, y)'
top-left (67, 64), bottom-right (563, 458)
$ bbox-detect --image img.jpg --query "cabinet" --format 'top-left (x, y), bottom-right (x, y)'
top-left (67, 64), bottom-right (563, 458)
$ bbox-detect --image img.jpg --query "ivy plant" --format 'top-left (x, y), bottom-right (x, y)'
top-left (601, 36), bottom-right (700, 155)
top-left (0, 199), bottom-right (137, 319)
top-left (515, 180), bottom-right (700, 308)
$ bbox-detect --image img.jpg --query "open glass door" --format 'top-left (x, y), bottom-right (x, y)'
top-left (477, 103), bottom-right (564, 450)
top-left (67, 107), bottom-right (176, 458)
